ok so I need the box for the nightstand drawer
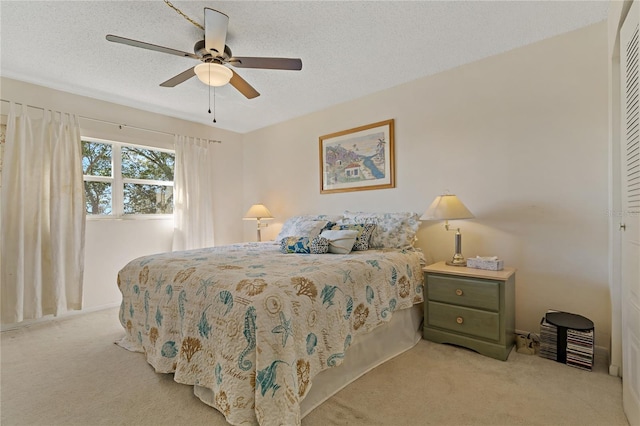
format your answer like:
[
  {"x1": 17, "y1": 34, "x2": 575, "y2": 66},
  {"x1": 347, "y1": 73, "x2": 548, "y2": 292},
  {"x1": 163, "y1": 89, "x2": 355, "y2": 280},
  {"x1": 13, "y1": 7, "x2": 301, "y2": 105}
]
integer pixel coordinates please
[
  {"x1": 428, "y1": 275, "x2": 500, "y2": 311},
  {"x1": 427, "y1": 301, "x2": 500, "y2": 341}
]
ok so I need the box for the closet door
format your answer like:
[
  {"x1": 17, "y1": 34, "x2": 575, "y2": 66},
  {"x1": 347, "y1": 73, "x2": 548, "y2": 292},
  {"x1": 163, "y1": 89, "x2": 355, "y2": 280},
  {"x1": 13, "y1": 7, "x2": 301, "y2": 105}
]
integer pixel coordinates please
[{"x1": 620, "y1": 1, "x2": 640, "y2": 424}]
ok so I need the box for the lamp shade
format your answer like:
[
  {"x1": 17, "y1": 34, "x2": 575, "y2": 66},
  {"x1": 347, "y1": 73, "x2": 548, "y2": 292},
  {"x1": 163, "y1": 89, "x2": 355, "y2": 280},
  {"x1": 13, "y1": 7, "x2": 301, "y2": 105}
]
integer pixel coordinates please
[
  {"x1": 420, "y1": 194, "x2": 474, "y2": 221},
  {"x1": 194, "y1": 63, "x2": 233, "y2": 86},
  {"x1": 243, "y1": 204, "x2": 274, "y2": 220}
]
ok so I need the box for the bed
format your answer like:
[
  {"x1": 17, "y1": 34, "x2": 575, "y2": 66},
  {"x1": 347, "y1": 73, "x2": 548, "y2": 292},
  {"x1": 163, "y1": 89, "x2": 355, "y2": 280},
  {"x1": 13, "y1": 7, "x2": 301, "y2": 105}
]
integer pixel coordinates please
[{"x1": 116, "y1": 212, "x2": 424, "y2": 425}]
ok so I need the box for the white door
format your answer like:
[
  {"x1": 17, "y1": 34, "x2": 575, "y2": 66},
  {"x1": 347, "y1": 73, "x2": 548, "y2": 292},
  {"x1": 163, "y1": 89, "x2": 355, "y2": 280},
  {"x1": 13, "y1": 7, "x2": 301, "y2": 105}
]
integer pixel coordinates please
[{"x1": 620, "y1": 2, "x2": 640, "y2": 424}]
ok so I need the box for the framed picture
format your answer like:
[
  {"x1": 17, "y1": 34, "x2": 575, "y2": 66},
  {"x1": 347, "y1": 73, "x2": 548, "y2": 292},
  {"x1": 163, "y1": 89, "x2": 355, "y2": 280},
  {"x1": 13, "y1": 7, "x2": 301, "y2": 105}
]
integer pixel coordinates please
[{"x1": 319, "y1": 119, "x2": 395, "y2": 194}]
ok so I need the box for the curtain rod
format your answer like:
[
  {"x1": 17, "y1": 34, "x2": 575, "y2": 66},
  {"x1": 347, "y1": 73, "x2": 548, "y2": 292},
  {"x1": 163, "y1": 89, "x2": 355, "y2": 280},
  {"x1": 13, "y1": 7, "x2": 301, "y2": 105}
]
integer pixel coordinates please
[{"x1": 0, "y1": 99, "x2": 222, "y2": 144}]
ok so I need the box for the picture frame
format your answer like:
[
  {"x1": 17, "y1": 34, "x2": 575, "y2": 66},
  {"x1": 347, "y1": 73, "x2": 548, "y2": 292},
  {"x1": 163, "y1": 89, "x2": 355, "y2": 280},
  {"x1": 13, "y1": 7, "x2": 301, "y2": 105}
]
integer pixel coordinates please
[{"x1": 319, "y1": 119, "x2": 395, "y2": 194}]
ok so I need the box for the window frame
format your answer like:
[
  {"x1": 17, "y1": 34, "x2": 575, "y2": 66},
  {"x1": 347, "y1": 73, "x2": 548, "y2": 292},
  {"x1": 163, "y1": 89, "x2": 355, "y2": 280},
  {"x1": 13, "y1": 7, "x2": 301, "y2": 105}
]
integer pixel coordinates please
[{"x1": 82, "y1": 136, "x2": 175, "y2": 220}]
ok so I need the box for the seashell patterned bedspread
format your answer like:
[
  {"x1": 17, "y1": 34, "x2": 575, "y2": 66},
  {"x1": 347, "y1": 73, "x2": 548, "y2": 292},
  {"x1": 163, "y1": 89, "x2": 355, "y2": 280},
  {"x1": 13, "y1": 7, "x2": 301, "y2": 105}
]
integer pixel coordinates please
[{"x1": 116, "y1": 242, "x2": 424, "y2": 425}]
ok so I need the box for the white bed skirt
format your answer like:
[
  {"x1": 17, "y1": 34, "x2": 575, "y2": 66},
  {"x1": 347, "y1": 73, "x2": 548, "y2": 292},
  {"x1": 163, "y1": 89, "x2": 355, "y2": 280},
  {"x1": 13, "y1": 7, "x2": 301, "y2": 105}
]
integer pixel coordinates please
[{"x1": 194, "y1": 303, "x2": 423, "y2": 420}]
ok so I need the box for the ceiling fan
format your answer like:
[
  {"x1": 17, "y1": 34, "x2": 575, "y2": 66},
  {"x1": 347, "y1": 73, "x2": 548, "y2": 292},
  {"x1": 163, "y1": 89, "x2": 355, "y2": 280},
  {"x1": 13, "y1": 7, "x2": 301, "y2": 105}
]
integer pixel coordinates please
[{"x1": 106, "y1": 7, "x2": 302, "y2": 99}]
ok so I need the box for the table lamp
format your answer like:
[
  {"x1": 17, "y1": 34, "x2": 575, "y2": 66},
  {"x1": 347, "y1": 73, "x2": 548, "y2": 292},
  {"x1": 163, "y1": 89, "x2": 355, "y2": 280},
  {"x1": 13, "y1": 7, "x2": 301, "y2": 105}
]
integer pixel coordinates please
[
  {"x1": 243, "y1": 204, "x2": 274, "y2": 242},
  {"x1": 421, "y1": 194, "x2": 474, "y2": 266}
]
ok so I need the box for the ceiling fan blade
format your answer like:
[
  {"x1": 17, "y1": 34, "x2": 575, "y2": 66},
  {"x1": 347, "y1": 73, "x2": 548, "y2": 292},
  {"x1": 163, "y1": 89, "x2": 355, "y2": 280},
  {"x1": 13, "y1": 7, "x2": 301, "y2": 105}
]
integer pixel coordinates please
[
  {"x1": 204, "y1": 8, "x2": 229, "y2": 57},
  {"x1": 160, "y1": 67, "x2": 196, "y2": 87},
  {"x1": 229, "y1": 70, "x2": 260, "y2": 99},
  {"x1": 228, "y1": 57, "x2": 302, "y2": 71},
  {"x1": 106, "y1": 35, "x2": 198, "y2": 59}
]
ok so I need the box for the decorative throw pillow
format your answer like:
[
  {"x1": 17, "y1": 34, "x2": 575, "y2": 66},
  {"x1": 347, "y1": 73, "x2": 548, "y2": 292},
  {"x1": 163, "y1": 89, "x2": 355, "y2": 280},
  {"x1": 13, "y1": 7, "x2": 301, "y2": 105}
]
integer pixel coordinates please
[
  {"x1": 280, "y1": 236, "x2": 329, "y2": 254},
  {"x1": 275, "y1": 219, "x2": 329, "y2": 241},
  {"x1": 321, "y1": 221, "x2": 337, "y2": 232},
  {"x1": 309, "y1": 236, "x2": 330, "y2": 254},
  {"x1": 341, "y1": 211, "x2": 420, "y2": 249},
  {"x1": 319, "y1": 229, "x2": 359, "y2": 254},
  {"x1": 330, "y1": 223, "x2": 376, "y2": 251}
]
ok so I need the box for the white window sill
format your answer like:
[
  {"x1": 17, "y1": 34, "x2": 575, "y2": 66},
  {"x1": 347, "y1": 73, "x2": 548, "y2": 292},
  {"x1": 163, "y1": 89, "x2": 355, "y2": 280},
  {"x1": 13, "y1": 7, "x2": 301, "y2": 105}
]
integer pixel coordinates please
[{"x1": 86, "y1": 215, "x2": 173, "y2": 221}]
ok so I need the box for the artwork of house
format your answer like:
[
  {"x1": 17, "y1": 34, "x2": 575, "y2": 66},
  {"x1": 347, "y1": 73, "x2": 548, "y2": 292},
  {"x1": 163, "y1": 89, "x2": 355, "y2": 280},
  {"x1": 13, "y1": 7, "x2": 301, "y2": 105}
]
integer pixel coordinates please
[
  {"x1": 344, "y1": 163, "x2": 361, "y2": 179},
  {"x1": 324, "y1": 136, "x2": 384, "y2": 184}
]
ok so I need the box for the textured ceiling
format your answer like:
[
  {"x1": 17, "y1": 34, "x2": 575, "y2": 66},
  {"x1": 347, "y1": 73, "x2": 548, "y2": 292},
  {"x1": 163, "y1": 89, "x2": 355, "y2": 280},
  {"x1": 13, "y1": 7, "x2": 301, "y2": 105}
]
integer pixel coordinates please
[{"x1": 0, "y1": 1, "x2": 608, "y2": 134}]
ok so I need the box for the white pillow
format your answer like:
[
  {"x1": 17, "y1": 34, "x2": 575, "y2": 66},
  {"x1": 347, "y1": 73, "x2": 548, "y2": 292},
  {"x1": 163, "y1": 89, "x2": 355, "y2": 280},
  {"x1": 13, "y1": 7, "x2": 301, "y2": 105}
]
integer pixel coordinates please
[
  {"x1": 276, "y1": 219, "x2": 329, "y2": 241},
  {"x1": 320, "y1": 229, "x2": 359, "y2": 254}
]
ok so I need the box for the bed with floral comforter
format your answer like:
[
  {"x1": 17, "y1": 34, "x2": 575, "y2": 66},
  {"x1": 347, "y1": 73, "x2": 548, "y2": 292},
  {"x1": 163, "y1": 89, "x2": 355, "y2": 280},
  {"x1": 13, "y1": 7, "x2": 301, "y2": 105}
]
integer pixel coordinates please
[{"x1": 117, "y1": 241, "x2": 424, "y2": 425}]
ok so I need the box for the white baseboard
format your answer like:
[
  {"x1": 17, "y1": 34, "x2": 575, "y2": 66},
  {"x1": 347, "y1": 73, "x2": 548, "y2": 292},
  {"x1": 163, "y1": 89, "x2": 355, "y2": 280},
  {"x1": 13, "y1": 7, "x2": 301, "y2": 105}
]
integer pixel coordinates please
[
  {"x1": 609, "y1": 364, "x2": 621, "y2": 377},
  {"x1": 0, "y1": 302, "x2": 121, "y2": 332}
]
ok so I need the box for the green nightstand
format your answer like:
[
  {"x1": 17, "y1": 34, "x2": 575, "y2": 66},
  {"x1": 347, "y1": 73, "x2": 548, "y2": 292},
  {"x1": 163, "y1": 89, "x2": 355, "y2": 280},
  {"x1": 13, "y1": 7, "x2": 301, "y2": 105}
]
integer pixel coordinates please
[{"x1": 422, "y1": 261, "x2": 516, "y2": 361}]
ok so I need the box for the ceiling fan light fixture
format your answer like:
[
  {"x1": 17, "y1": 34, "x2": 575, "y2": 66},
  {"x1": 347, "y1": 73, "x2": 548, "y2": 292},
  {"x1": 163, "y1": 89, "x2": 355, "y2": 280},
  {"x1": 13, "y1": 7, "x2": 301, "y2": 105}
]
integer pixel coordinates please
[{"x1": 194, "y1": 63, "x2": 233, "y2": 86}]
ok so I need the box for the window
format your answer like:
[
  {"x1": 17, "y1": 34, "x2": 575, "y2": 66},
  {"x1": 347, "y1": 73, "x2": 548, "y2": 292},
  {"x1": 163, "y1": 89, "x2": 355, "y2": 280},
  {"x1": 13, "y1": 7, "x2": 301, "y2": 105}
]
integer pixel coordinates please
[{"x1": 82, "y1": 138, "x2": 175, "y2": 217}]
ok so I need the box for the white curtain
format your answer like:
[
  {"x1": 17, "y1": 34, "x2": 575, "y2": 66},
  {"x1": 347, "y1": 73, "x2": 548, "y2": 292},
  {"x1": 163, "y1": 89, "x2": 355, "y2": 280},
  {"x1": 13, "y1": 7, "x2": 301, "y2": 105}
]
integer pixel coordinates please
[
  {"x1": 1, "y1": 103, "x2": 86, "y2": 324},
  {"x1": 172, "y1": 135, "x2": 216, "y2": 251}
]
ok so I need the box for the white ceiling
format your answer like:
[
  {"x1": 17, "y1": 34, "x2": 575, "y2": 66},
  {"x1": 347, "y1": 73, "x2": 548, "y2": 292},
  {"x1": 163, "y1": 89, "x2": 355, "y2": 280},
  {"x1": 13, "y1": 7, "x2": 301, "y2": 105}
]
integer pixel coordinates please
[{"x1": 0, "y1": 1, "x2": 609, "y2": 134}]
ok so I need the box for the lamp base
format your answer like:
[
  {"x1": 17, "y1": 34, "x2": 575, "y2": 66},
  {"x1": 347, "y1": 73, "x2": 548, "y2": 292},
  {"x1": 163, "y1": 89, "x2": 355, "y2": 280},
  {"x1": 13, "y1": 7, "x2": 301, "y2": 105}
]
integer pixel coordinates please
[{"x1": 446, "y1": 253, "x2": 467, "y2": 267}]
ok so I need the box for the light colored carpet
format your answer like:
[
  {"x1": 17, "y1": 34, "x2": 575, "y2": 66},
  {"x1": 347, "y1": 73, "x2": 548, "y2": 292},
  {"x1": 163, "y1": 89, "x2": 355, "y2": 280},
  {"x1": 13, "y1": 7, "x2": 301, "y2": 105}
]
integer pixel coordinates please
[{"x1": 1, "y1": 307, "x2": 629, "y2": 426}]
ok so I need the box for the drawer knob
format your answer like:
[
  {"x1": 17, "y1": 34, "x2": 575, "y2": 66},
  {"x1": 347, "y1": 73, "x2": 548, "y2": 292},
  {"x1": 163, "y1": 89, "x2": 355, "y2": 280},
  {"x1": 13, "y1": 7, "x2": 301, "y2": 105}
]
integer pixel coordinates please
[
  {"x1": 455, "y1": 289, "x2": 463, "y2": 296},
  {"x1": 456, "y1": 316, "x2": 464, "y2": 324}
]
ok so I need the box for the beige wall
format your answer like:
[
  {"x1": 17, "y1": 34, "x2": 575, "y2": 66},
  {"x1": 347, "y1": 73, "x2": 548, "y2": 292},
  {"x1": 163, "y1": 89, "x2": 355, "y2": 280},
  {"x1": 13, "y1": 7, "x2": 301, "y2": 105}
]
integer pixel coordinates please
[
  {"x1": 243, "y1": 22, "x2": 611, "y2": 344},
  {"x1": 0, "y1": 78, "x2": 245, "y2": 312}
]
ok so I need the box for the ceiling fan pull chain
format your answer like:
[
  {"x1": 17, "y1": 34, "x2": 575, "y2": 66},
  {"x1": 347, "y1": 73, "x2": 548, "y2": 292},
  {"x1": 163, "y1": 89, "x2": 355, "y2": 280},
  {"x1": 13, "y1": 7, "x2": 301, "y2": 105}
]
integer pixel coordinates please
[
  {"x1": 163, "y1": 0, "x2": 204, "y2": 30},
  {"x1": 208, "y1": 76, "x2": 211, "y2": 114},
  {"x1": 206, "y1": 67, "x2": 217, "y2": 122}
]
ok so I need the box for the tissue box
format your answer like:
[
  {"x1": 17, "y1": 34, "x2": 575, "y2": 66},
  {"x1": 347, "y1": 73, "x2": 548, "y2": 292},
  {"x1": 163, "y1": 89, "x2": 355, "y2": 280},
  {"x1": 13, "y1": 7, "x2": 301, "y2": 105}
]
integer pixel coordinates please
[{"x1": 467, "y1": 257, "x2": 504, "y2": 271}]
